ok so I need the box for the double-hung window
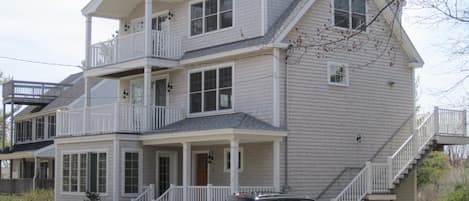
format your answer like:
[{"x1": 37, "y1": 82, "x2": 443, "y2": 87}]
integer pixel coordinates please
[
  {"x1": 124, "y1": 152, "x2": 140, "y2": 194},
  {"x1": 190, "y1": 66, "x2": 233, "y2": 114},
  {"x1": 190, "y1": 0, "x2": 233, "y2": 36},
  {"x1": 62, "y1": 152, "x2": 107, "y2": 194},
  {"x1": 328, "y1": 62, "x2": 350, "y2": 86},
  {"x1": 36, "y1": 117, "x2": 45, "y2": 140},
  {"x1": 334, "y1": 0, "x2": 366, "y2": 30}
]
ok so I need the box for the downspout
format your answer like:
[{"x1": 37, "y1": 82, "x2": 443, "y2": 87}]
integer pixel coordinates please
[{"x1": 283, "y1": 44, "x2": 293, "y2": 192}]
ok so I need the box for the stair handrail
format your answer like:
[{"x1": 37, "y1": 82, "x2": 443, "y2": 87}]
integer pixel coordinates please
[
  {"x1": 369, "y1": 113, "x2": 415, "y2": 162},
  {"x1": 332, "y1": 163, "x2": 371, "y2": 201},
  {"x1": 132, "y1": 184, "x2": 155, "y2": 201},
  {"x1": 154, "y1": 185, "x2": 179, "y2": 201},
  {"x1": 315, "y1": 167, "x2": 362, "y2": 201}
]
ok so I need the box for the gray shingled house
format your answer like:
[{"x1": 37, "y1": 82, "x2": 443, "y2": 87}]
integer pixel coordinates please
[
  {"x1": 0, "y1": 73, "x2": 117, "y2": 194},
  {"x1": 53, "y1": 0, "x2": 469, "y2": 201}
]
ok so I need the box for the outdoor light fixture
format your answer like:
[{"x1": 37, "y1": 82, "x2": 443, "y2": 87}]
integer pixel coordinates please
[
  {"x1": 356, "y1": 135, "x2": 362, "y2": 144},
  {"x1": 124, "y1": 24, "x2": 131, "y2": 32},
  {"x1": 167, "y1": 82, "x2": 173, "y2": 92},
  {"x1": 168, "y1": 11, "x2": 175, "y2": 20},
  {"x1": 208, "y1": 151, "x2": 215, "y2": 164},
  {"x1": 122, "y1": 89, "x2": 129, "y2": 99}
]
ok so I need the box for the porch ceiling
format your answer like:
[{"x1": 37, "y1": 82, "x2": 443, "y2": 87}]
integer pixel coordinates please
[{"x1": 83, "y1": 0, "x2": 184, "y2": 19}]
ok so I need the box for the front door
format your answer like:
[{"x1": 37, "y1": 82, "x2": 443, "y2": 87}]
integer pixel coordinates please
[
  {"x1": 156, "y1": 151, "x2": 177, "y2": 196},
  {"x1": 158, "y1": 156, "x2": 170, "y2": 195},
  {"x1": 151, "y1": 79, "x2": 167, "y2": 129},
  {"x1": 195, "y1": 153, "x2": 209, "y2": 186},
  {"x1": 130, "y1": 81, "x2": 144, "y2": 131}
]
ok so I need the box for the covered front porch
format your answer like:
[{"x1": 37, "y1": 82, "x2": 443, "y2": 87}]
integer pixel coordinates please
[
  {"x1": 0, "y1": 144, "x2": 55, "y2": 194},
  {"x1": 137, "y1": 129, "x2": 286, "y2": 201}
]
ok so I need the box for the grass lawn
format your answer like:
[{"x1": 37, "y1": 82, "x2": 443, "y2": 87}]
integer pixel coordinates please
[{"x1": 0, "y1": 190, "x2": 54, "y2": 201}]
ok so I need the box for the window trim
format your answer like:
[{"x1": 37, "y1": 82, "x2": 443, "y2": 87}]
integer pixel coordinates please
[
  {"x1": 327, "y1": 62, "x2": 350, "y2": 87},
  {"x1": 331, "y1": 0, "x2": 368, "y2": 31},
  {"x1": 223, "y1": 147, "x2": 244, "y2": 173},
  {"x1": 60, "y1": 150, "x2": 109, "y2": 196},
  {"x1": 121, "y1": 148, "x2": 143, "y2": 197},
  {"x1": 188, "y1": 0, "x2": 235, "y2": 38},
  {"x1": 187, "y1": 62, "x2": 235, "y2": 117}
]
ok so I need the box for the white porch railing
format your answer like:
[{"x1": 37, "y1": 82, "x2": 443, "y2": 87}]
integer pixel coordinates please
[
  {"x1": 132, "y1": 185, "x2": 155, "y2": 201},
  {"x1": 154, "y1": 185, "x2": 275, "y2": 201},
  {"x1": 57, "y1": 103, "x2": 184, "y2": 136},
  {"x1": 332, "y1": 107, "x2": 466, "y2": 201},
  {"x1": 89, "y1": 30, "x2": 183, "y2": 67}
]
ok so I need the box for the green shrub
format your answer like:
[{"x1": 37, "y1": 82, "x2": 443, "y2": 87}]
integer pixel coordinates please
[
  {"x1": 442, "y1": 184, "x2": 469, "y2": 201},
  {"x1": 418, "y1": 152, "x2": 450, "y2": 186}
]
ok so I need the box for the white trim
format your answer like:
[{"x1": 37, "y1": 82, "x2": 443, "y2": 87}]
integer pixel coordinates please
[
  {"x1": 223, "y1": 147, "x2": 244, "y2": 173},
  {"x1": 272, "y1": 48, "x2": 280, "y2": 127},
  {"x1": 261, "y1": 0, "x2": 267, "y2": 35},
  {"x1": 113, "y1": 139, "x2": 120, "y2": 201},
  {"x1": 187, "y1": 62, "x2": 235, "y2": 117},
  {"x1": 155, "y1": 151, "x2": 178, "y2": 195},
  {"x1": 121, "y1": 148, "x2": 143, "y2": 197},
  {"x1": 130, "y1": 74, "x2": 170, "y2": 106},
  {"x1": 55, "y1": 134, "x2": 139, "y2": 145},
  {"x1": 188, "y1": 0, "x2": 235, "y2": 38},
  {"x1": 327, "y1": 62, "x2": 350, "y2": 87},
  {"x1": 81, "y1": 0, "x2": 102, "y2": 16},
  {"x1": 274, "y1": 0, "x2": 318, "y2": 43},
  {"x1": 180, "y1": 43, "x2": 288, "y2": 65},
  {"x1": 191, "y1": 150, "x2": 210, "y2": 186}
]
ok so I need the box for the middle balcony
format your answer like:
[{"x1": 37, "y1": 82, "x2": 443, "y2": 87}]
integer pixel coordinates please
[
  {"x1": 89, "y1": 30, "x2": 182, "y2": 68},
  {"x1": 57, "y1": 103, "x2": 185, "y2": 137}
]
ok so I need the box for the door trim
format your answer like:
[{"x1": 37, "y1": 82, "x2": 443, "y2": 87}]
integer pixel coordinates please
[
  {"x1": 155, "y1": 151, "x2": 178, "y2": 195},
  {"x1": 191, "y1": 150, "x2": 210, "y2": 186}
]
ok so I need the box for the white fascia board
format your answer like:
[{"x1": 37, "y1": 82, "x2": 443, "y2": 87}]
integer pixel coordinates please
[
  {"x1": 82, "y1": 0, "x2": 103, "y2": 16},
  {"x1": 180, "y1": 43, "x2": 289, "y2": 66},
  {"x1": 375, "y1": 0, "x2": 424, "y2": 68},
  {"x1": 274, "y1": 0, "x2": 424, "y2": 68}
]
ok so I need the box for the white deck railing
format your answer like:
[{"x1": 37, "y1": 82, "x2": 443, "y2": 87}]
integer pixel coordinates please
[
  {"x1": 89, "y1": 30, "x2": 183, "y2": 67},
  {"x1": 57, "y1": 103, "x2": 184, "y2": 136},
  {"x1": 153, "y1": 185, "x2": 274, "y2": 201},
  {"x1": 332, "y1": 107, "x2": 466, "y2": 201},
  {"x1": 132, "y1": 185, "x2": 155, "y2": 201}
]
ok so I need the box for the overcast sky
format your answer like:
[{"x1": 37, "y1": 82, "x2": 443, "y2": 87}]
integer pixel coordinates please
[{"x1": 0, "y1": 1, "x2": 466, "y2": 113}]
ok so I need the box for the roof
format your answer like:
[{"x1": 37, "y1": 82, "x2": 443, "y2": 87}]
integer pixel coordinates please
[
  {"x1": 16, "y1": 73, "x2": 102, "y2": 119},
  {"x1": 184, "y1": 0, "x2": 423, "y2": 68},
  {"x1": 148, "y1": 113, "x2": 284, "y2": 135},
  {"x1": 1, "y1": 140, "x2": 54, "y2": 154}
]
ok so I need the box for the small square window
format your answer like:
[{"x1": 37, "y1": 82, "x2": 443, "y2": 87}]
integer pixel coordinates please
[{"x1": 328, "y1": 62, "x2": 349, "y2": 86}]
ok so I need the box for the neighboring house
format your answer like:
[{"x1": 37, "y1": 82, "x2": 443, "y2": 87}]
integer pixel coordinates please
[
  {"x1": 53, "y1": 1, "x2": 469, "y2": 201},
  {"x1": 0, "y1": 73, "x2": 117, "y2": 194}
]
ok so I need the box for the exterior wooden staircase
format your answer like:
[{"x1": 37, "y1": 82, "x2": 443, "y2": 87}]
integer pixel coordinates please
[{"x1": 331, "y1": 107, "x2": 468, "y2": 201}]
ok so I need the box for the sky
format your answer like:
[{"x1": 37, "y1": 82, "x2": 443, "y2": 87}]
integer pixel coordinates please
[{"x1": 0, "y1": 0, "x2": 467, "y2": 113}]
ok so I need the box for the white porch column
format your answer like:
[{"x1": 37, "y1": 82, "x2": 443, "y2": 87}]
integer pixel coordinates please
[
  {"x1": 144, "y1": 0, "x2": 153, "y2": 57},
  {"x1": 144, "y1": 66, "x2": 152, "y2": 131},
  {"x1": 230, "y1": 139, "x2": 240, "y2": 194},
  {"x1": 273, "y1": 140, "x2": 281, "y2": 192},
  {"x1": 182, "y1": 142, "x2": 191, "y2": 201},
  {"x1": 85, "y1": 15, "x2": 92, "y2": 68},
  {"x1": 82, "y1": 77, "x2": 91, "y2": 135},
  {"x1": 32, "y1": 157, "x2": 39, "y2": 190}
]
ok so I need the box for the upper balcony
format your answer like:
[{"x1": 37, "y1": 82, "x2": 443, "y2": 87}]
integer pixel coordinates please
[
  {"x1": 2, "y1": 80, "x2": 71, "y2": 105},
  {"x1": 89, "y1": 30, "x2": 182, "y2": 68}
]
